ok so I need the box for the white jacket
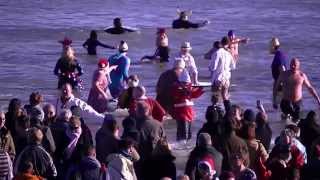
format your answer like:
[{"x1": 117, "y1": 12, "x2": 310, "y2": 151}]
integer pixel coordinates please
[
  {"x1": 106, "y1": 153, "x2": 137, "y2": 180},
  {"x1": 55, "y1": 95, "x2": 104, "y2": 123},
  {"x1": 209, "y1": 48, "x2": 235, "y2": 83}
]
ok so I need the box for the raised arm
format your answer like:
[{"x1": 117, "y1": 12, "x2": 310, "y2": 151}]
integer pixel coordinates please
[{"x1": 303, "y1": 73, "x2": 320, "y2": 106}]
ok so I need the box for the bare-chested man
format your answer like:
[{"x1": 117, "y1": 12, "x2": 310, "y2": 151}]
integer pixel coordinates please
[
  {"x1": 273, "y1": 58, "x2": 320, "y2": 121},
  {"x1": 227, "y1": 30, "x2": 249, "y2": 64}
]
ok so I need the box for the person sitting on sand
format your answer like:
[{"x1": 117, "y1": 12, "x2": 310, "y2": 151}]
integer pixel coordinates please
[
  {"x1": 140, "y1": 28, "x2": 170, "y2": 63},
  {"x1": 83, "y1": 30, "x2": 116, "y2": 55},
  {"x1": 172, "y1": 11, "x2": 209, "y2": 29},
  {"x1": 227, "y1": 30, "x2": 249, "y2": 64},
  {"x1": 104, "y1": 18, "x2": 136, "y2": 34}
]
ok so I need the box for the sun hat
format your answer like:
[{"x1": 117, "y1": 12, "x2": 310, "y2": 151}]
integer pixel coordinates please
[
  {"x1": 181, "y1": 41, "x2": 192, "y2": 50},
  {"x1": 59, "y1": 37, "x2": 73, "y2": 46},
  {"x1": 98, "y1": 58, "x2": 109, "y2": 69}
]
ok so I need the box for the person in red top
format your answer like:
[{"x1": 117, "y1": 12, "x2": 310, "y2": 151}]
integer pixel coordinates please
[
  {"x1": 129, "y1": 86, "x2": 166, "y2": 122},
  {"x1": 171, "y1": 70, "x2": 204, "y2": 145}
]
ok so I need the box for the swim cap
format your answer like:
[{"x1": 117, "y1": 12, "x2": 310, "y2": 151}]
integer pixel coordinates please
[{"x1": 228, "y1": 30, "x2": 235, "y2": 37}]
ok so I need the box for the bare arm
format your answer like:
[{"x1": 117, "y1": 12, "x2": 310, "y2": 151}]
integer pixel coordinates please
[{"x1": 303, "y1": 73, "x2": 320, "y2": 106}]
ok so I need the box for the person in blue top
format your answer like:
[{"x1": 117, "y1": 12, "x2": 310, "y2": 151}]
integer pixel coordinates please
[
  {"x1": 270, "y1": 37, "x2": 287, "y2": 95},
  {"x1": 83, "y1": 30, "x2": 116, "y2": 55},
  {"x1": 172, "y1": 11, "x2": 209, "y2": 29},
  {"x1": 108, "y1": 40, "x2": 131, "y2": 98}
]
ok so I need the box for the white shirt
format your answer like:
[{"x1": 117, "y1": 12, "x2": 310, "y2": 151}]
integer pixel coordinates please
[
  {"x1": 209, "y1": 48, "x2": 235, "y2": 83},
  {"x1": 55, "y1": 94, "x2": 105, "y2": 123}
]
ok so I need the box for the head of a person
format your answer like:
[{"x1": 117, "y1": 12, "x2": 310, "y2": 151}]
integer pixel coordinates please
[
  {"x1": 180, "y1": 41, "x2": 192, "y2": 54},
  {"x1": 152, "y1": 138, "x2": 172, "y2": 157},
  {"x1": 213, "y1": 41, "x2": 222, "y2": 49},
  {"x1": 30, "y1": 108, "x2": 44, "y2": 127},
  {"x1": 58, "y1": 109, "x2": 72, "y2": 122},
  {"x1": 132, "y1": 86, "x2": 147, "y2": 100},
  {"x1": 305, "y1": 110, "x2": 317, "y2": 125},
  {"x1": 135, "y1": 101, "x2": 150, "y2": 119},
  {"x1": 221, "y1": 36, "x2": 230, "y2": 47},
  {"x1": 61, "y1": 83, "x2": 73, "y2": 99},
  {"x1": 228, "y1": 104, "x2": 242, "y2": 122},
  {"x1": 29, "y1": 127, "x2": 43, "y2": 144},
  {"x1": 113, "y1": 17, "x2": 122, "y2": 28},
  {"x1": 59, "y1": 37, "x2": 72, "y2": 47},
  {"x1": 8, "y1": 98, "x2": 23, "y2": 115},
  {"x1": 119, "y1": 137, "x2": 136, "y2": 154},
  {"x1": 173, "y1": 58, "x2": 186, "y2": 74},
  {"x1": 179, "y1": 11, "x2": 189, "y2": 21},
  {"x1": 255, "y1": 112, "x2": 268, "y2": 126},
  {"x1": 243, "y1": 109, "x2": 255, "y2": 123},
  {"x1": 285, "y1": 124, "x2": 300, "y2": 138},
  {"x1": 69, "y1": 115, "x2": 82, "y2": 133},
  {"x1": 104, "y1": 114, "x2": 119, "y2": 135},
  {"x1": 231, "y1": 152, "x2": 245, "y2": 169},
  {"x1": 118, "y1": 40, "x2": 128, "y2": 53},
  {"x1": 290, "y1": 58, "x2": 300, "y2": 72},
  {"x1": 177, "y1": 175, "x2": 190, "y2": 180},
  {"x1": 98, "y1": 58, "x2": 109, "y2": 73},
  {"x1": 62, "y1": 46, "x2": 75, "y2": 61},
  {"x1": 157, "y1": 28, "x2": 166, "y2": 35},
  {"x1": 197, "y1": 155, "x2": 216, "y2": 179},
  {"x1": 29, "y1": 92, "x2": 43, "y2": 106},
  {"x1": 127, "y1": 74, "x2": 139, "y2": 88},
  {"x1": 197, "y1": 133, "x2": 212, "y2": 147},
  {"x1": 20, "y1": 161, "x2": 34, "y2": 174},
  {"x1": 269, "y1": 37, "x2": 280, "y2": 54},
  {"x1": 243, "y1": 122, "x2": 256, "y2": 140},
  {"x1": 228, "y1": 30, "x2": 235, "y2": 40},
  {"x1": 211, "y1": 94, "x2": 219, "y2": 105},
  {"x1": 85, "y1": 145, "x2": 96, "y2": 157},
  {"x1": 279, "y1": 129, "x2": 293, "y2": 145},
  {"x1": 90, "y1": 30, "x2": 97, "y2": 40},
  {"x1": 0, "y1": 112, "x2": 5, "y2": 129},
  {"x1": 43, "y1": 103, "x2": 56, "y2": 121},
  {"x1": 178, "y1": 69, "x2": 191, "y2": 84},
  {"x1": 219, "y1": 171, "x2": 236, "y2": 180}
]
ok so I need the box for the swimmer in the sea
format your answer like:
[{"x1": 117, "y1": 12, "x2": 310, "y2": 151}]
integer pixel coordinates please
[
  {"x1": 172, "y1": 10, "x2": 209, "y2": 29},
  {"x1": 104, "y1": 18, "x2": 136, "y2": 34},
  {"x1": 83, "y1": 30, "x2": 116, "y2": 55}
]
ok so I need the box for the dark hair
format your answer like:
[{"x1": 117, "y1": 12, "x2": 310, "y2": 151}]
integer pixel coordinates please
[
  {"x1": 113, "y1": 17, "x2": 122, "y2": 27},
  {"x1": 20, "y1": 161, "x2": 33, "y2": 172},
  {"x1": 90, "y1": 30, "x2": 97, "y2": 40},
  {"x1": 213, "y1": 41, "x2": 222, "y2": 49},
  {"x1": 84, "y1": 145, "x2": 96, "y2": 156},
  {"x1": 119, "y1": 137, "x2": 136, "y2": 150},
  {"x1": 29, "y1": 92, "x2": 43, "y2": 106},
  {"x1": 107, "y1": 118, "x2": 119, "y2": 133},
  {"x1": 221, "y1": 36, "x2": 230, "y2": 46},
  {"x1": 8, "y1": 98, "x2": 22, "y2": 114}
]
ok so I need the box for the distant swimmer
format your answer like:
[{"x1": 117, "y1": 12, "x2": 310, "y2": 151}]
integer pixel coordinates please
[
  {"x1": 140, "y1": 28, "x2": 170, "y2": 63},
  {"x1": 83, "y1": 30, "x2": 116, "y2": 55},
  {"x1": 104, "y1": 18, "x2": 136, "y2": 34},
  {"x1": 172, "y1": 10, "x2": 209, "y2": 29},
  {"x1": 227, "y1": 30, "x2": 249, "y2": 63},
  {"x1": 273, "y1": 58, "x2": 320, "y2": 122}
]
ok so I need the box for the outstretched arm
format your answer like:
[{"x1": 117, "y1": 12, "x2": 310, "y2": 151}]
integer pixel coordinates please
[
  {"x1": 303, "y1": 73, "x2": 320, "y2": 106},
  {"x1": 97, "y1": 40, "x2": 116, "y2": 49}
]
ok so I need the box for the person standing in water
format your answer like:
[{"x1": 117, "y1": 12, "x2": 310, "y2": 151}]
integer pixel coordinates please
[
  {"x1": 176, "y1": 42, "x2": 199, "y2": 85},
  {"x1": 54, "y1": 46, "x2": 83, "y2": 90},
  {"x1": 87, "y1": 59, "x2": 117, "y2": 113},
  {"x1": 227, "y1": 30, "x2": 249, "y2": 64},
  {"x1": 172, "y1": 11, "x2": 209, "y2": 29},
  {"x1": 140, "y1": 28, "x2": 170, "y2": 63},
  {"x1": 108, "y1": 41, "x2": 131, "y2": 98},
  {"x1": 273, "y1": 58, "x2": 320, "y2": 122},
  {"x1": 83, "y1": 30, "x2": 116, "y2": 55},
  {"x1": 104, "y1": 18, "x2": 136, "y2": 34},
  {"x1": 58, "y1": 37, "x2": 72, "y2": 50}
]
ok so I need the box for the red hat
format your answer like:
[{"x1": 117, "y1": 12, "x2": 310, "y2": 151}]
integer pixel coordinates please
[
  {"x1": 157, "y1": 28, "x2": 166, "y2": 34},
  {"x1": 98, "y1": 58, "x2": 109, "y2": 68},
  {"x1": 59, "y1": 37, "x2": 73, "y2": 46},
  {"x1": 198, "y1": 155, "x2": 216, "y2": 176}
]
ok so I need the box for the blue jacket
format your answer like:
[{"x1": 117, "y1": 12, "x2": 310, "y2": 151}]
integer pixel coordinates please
[{"x1": 108, "y1": 52, "x2": 130, "y2": 89}]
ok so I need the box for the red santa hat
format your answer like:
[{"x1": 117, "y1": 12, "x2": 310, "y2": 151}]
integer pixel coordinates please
[
  {"x1": 198, "y1": 155, "x2": 216, "y2": 177},
  {"x1": 98, "y1": 58, "x2": 109, "y2": 69},
  {"x1": 59, "y1": 37, "x2": 73, "y2": 46}
]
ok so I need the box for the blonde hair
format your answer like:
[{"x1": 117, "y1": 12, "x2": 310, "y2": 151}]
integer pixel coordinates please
[{"x1": 62, "y1": 46, "x2": 76, "y2": 61}]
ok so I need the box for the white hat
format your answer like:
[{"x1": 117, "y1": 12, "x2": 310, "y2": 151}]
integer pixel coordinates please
[
  {"x1": 118, "y1": 41, "x2": 129, "y2": 52},
  {"x1": 173, "y1": 58, "x2": 186, "y2": 69},
  {"x1": 178, "y1": 69, "x2": 191, "y2": 83},
  {"x1": 181, "y1": 41, "x2": 192, "y2": 50},
  {"x1": 271, "y1": 37, "x2": 280, "y2": 47}
]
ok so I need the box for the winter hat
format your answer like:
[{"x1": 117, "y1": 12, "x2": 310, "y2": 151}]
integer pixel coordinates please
[
  {"x1": 271, "y1": 37, "x2": 280, "y2": 47},
  {"x1": 243, "y1": 109, "x2": 256, "y2": 122},
  {"x1": 197, "y1": 133, "x2": 212, "y2": 147},
  {"x1": 178, "y1": 69, "x2": 191, "y2": 83},
  {"x1": 173, "y1": 58, "x2": 186, "y2": 69},
  {"x1": 198, "y1": 155, "x2": 216, "y2": 177},
  {"x1": 59, "y1": 37, "x2": 73, "y2": 46},
  {"x1": 118, "y1": 40, "x2": 129, "y2": 52},
  {"x1": 98, "y1": 58, "x2": 109, "y2": 69},
  {"x1": 181, "y1": 41, "x2": 192, "y2": 50}
]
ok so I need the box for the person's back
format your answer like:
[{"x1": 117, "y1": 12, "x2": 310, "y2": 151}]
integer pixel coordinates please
[{"x1": 209, "y1": 47, "x2": 234, "y2": 83}]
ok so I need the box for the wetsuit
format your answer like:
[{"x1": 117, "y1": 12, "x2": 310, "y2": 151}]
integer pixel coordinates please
[
  {"x1": 104, "y1": 27, "x2": 135, "y2": 34},
  {"x1": 172, "y1": 19, "x2": 206, "y2": 29},
  {"x1": 54, "y1": 58, "x2": 83, "y2": 89},
  {"x1": 83, "y1": 39, "x2": 114, "y2": 55}
]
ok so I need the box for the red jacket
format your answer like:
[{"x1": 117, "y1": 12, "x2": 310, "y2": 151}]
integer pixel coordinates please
[
  {"x1": 129, "y1": 97, "x2": 166, "y2": 122},
  {"x1": 171, "y1": 82, "x2": 204, "y2": 122}
]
